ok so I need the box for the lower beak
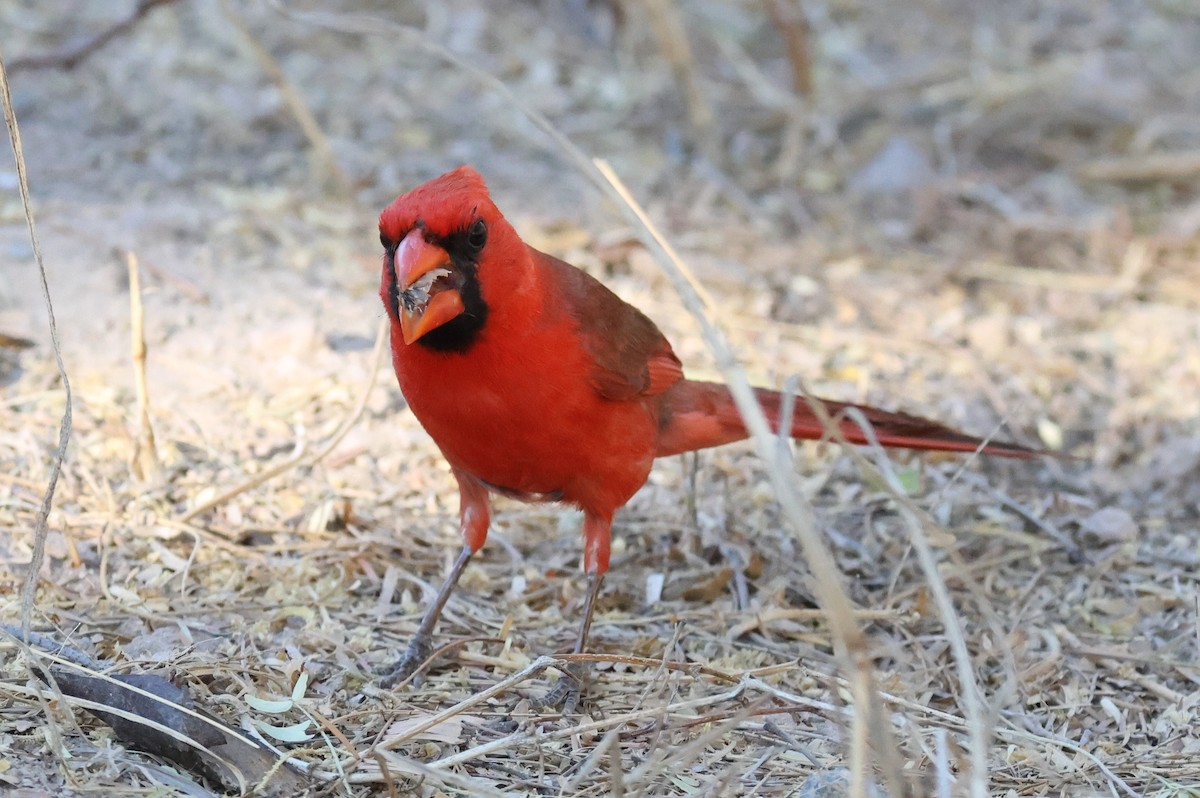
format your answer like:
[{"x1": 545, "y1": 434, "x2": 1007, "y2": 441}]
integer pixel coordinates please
[{"x1": 394, "y1": 231, "x2": 465, "y2": 345}]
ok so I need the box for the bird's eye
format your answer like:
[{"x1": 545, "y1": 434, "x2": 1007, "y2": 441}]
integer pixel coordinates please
[
  {"x1": 379, "y1": 231, "x2": 391, "y2": 250},
  {"x1": 467, "y1": 219, "x2": 487, "y2": 251}
]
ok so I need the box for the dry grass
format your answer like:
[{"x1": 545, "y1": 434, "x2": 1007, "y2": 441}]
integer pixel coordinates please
[{"x1": 2, "y1": 1, "x2": 1200, "y2": 795}]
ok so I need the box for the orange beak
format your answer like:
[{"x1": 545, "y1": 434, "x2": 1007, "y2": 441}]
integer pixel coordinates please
[{"x1": 394, "y1": 230, "x2": 466, "y2": 345}]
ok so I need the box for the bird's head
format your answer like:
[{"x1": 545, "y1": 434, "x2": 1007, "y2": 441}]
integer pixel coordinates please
[{"x1": 378, "y1": 165, "x2": 518, "y2": 352}]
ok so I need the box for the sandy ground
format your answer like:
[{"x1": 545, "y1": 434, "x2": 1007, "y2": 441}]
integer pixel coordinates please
[{"x1": 2, "y1": 1, "x2": 1200, "y2": 795}]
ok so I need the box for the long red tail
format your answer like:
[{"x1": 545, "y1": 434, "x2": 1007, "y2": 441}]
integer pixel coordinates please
[{"x1": 654, "y1": 380, "x2": 1038, "y2": 459}]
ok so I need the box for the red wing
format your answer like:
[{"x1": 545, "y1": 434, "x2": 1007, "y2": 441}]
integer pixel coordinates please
[{"x1": 534, "y1": 248, "x2": 683, "y2": 401}]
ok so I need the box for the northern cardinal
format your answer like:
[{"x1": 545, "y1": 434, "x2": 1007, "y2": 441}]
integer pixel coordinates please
[{"x1": 377, "y1": 166, "x2": 1034, "y2": 706}]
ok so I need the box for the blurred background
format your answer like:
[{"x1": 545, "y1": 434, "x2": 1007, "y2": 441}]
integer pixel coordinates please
[
  {"x1": 3, "y1": 1, "x2": 1200, "y2": 795},
  {"x1": 3, "y1": 1, "x2": 1198, "y2": 446}
]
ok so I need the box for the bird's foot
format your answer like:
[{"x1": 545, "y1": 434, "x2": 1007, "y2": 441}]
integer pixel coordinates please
[
  {"x1": 378, "y1": 635, "x2": 432, "y2": 688},
  {"x1": 539, "y1": 660, "x2": 590, "y2": 714}
]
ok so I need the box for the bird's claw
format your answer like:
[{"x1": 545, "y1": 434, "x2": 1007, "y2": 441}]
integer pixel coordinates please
[
  {"x1": 378, "y1": 636, "x2": 432, "y2": 688},
  {"x1": 539, "y1": 661, "x2": 589, "y2": 714}
]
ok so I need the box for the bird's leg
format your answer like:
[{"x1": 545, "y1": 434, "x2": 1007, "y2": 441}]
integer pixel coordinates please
[
  {"x1": 379, "y1": 469, "x2": 491, "y2": 688},
  {"x1": 541, "y1": 511, "x2": 610, "y2": 713},
  {"x1": 379, "y1": 544, "x2": 473, "y2": 687},
  {"x1": 541, "y1": 571, "x2": 604, "y2": 712}
]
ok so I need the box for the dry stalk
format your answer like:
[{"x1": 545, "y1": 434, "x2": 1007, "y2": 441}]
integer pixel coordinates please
[
  {"x1": 624, "y1": 702, "x2": 763, "y2": 787},
  {"x1": 642, "y1": 0, "x2": 714, "y2": 149},
  {"x1": 141, "y1": 260, "x2": 210, "y2": 303},
  {"x1": 726, "y1": 606, "x2": 911, "y2": 639},
  {"x1": 801, "y1": 397, "x2": 994, "y2": 798},
  {"x1": 595, "y1": 162, "x2": 899, "y2": 798},
  {"x1": 127, "y1": 251, "x2": 160, "y2": 481},
  {"x1": 1078, "y1": 149, "x2": 1200, "y2": 183},
  {"x1": 764, "y1": 0, "x2": 813, "y2": 97},
  {"x1": 997, "y1": 716, "x2": 1138, "y2": 798},
  {"x1": 894, "y1": 504, "x2": 989, "y2": 798},
  {"x1": 221, "y1": 0, "x2": 352, "y2": 196},
  {"x1": 375, "y1": 655, "x2": 556, "y2": 751},
  {"x1": 0, "y1": 48, "x2": 74, "y2": 638},
  {"x1": 424, "y1": 684, "x2": 782, "y2": 770},
  {"x1": 933, "y1": 728, "x2": 952, "y2": 798},
  {"x1": 771, "y1": 668, "x2": 1140, "y2": 798},
  {"x1": 0, "y1": 655, "x2": 75, "y2": 786},
  {"x1": 428, "y1": 730, "x2": 528, "y2": 768},
  {"x1": 542, "y1": 680, "x2": 748, "y2": 743},
  {"x1": 0, "y1": 332, "x2": 34, "y2": 348},
  {"x1": 342, "y1": 750, "x2": 509, "y2": 796},
  {"x1": 762, "y1": 719, "x2": 822, "y2": 767},
  {"x1": 623, "y1": 619, "x2": 689, "y2": 725},
  {"x1": 563, "y1": 726, "x2": 625, "y2": 795},
  {"x1": 605, "y1": 726, "x2": 627, "y2": 798},
  {"x1": 963, "y1": 258, "x2": 1151, "y2": 295}
]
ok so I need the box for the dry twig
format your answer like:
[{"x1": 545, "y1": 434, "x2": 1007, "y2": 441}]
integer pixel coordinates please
[
  {"x1": 1, "y1": 47, "x2": 74, "y2": 637},
  {"x1": 1078, "y1": 150, "x2": 1200, "y2": 183},
  {"x1": 127, "y1": 251, "x2": 160, "y2": 481},
  {"x1": 764, "y1": 0, "x2": 813, "y2": 97},
  {"x1": 8, "y1": 0, "x2": 179, "y2": 73},
  {"x1": 222, "y1": 0, "x2": 352, "y2": 195},
  {"x1": 595, "y1": 163, "x2": 902, "y2": 798}
]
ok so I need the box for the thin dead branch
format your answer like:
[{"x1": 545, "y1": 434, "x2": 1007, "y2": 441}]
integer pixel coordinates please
[
  {"x1": 7, "y1": 0, "x2": 180, "y2": 73},
  {"x1": 764, "y1": 0, "x2": 813, "y2": 97},
  {"x1": 375, "y1": 656, "x2": 555, "y2": 751},
  {"x1": 127, "y1": 251, "x2": 160, "y2": 481},
  {"x1": 595, "y1": 162, "x2": 903, "y2": 798},
  {"x1": 643, "y1": 0, "x2": 715, "y2": 150},
  {"x1": 0, "y1": 332, "x2": 35, "y2": 349},
  {"x1": 222, "y1": 0, "x2": 352, "y2": 196},
  {"x1": 1078, "y1": 150, "x2": 1200, "y2": 183},
  {"x1": 0, "y1": 47, "x2": 74, "y2": 637}
]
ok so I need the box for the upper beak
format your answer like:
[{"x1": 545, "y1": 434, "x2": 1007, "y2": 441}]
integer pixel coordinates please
[
  {"x1": 393, "y1": 230, "x2": 465, "y2": 345},
  {"x1": 395, "y1": 229, "x2": 449, "y2": 291}
]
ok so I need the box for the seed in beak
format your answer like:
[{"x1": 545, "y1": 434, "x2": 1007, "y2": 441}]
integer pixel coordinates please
[{"x1": 400, "y1": 267, "x2": 453, "y2": 313}]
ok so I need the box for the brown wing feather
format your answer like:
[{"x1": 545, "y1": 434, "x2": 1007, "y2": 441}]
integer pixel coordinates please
[{"x1": 534, "y1": 249, "x2": 683, "y2": 401}]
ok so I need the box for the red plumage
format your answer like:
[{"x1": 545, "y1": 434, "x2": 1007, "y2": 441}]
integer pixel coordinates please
[{"x1": 375, "y1": 165, "x2": 1036, "y2": 696}]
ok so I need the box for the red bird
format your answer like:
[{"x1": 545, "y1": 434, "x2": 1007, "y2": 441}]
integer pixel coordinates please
[{"x1": 377, "y1": 166, "x2": 1033, "y2": 705}]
